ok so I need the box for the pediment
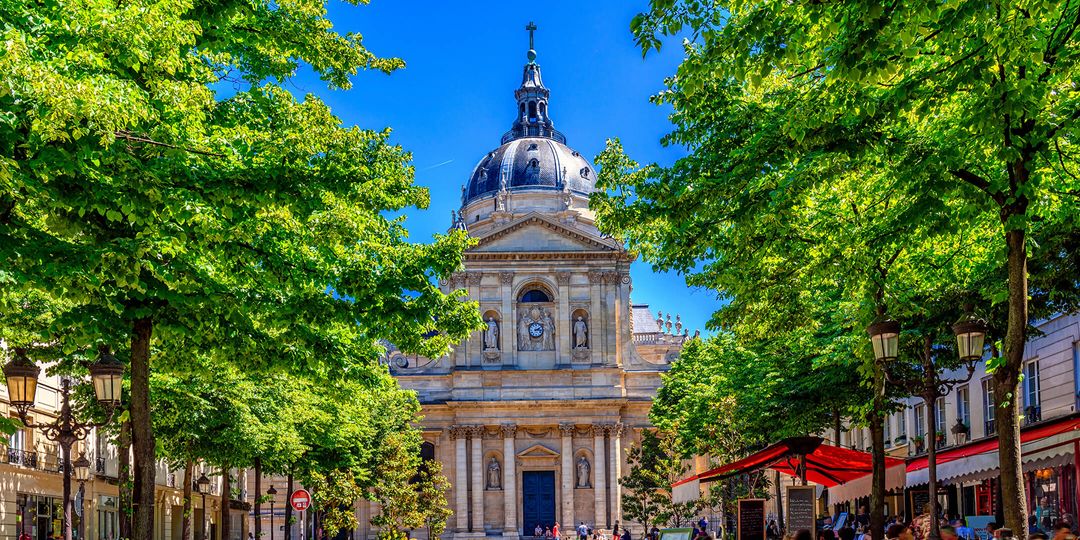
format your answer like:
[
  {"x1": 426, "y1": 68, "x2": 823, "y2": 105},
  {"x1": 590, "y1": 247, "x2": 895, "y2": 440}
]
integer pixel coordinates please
[
  {"x1": 517, "y1": 444, "x2": 560, "y2": 459},
  {"x1": 471, "y1": 213, "x2": 620, "y2": 253}
]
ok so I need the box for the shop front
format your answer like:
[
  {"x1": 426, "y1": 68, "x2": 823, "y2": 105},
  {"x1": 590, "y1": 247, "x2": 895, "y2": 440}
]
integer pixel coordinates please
[{"x1": 905, "y1": 414, "x2": 1080, "y2": 531}]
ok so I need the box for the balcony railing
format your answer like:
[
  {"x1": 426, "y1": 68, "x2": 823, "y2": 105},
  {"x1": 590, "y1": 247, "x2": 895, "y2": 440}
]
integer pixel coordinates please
[
  {"x1": 6, "y1": 448, "x2": 39, "y2": 468},
  {"x1": 95, "y1": 456, "x2": 106, "y2": 474},
  {"x1": 1025, "y1": 405, "x2": 1042, "y2": 425},
  {"x1": 985, "y1": 419, "x2": 997, "y2": 436}
]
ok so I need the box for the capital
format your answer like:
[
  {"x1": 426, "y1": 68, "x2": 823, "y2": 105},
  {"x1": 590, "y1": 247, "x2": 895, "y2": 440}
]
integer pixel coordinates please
[
  {"x1": 500, "y1": 272, "x2": 515, "y2": 285},
  {"x1": 468, "y1": 425, "x2": 487, "y2": 438},
  {"x1": 448, "y1": 425, "x2": 469, "y2": 440},
  {"x1": 610, "y1": 422, "x2": 625, "y2": 437},
  {"x1": 556, "y1": 272, "x2": 571, "y2": 285},
  {"x1": 467, "y1": 272, "x2": 484, "y2": 286},
  {"x1": 587, "y1": 271, "x2": 604, "y2": 284},
  {"x1": 591, "y1": 424, "x2": 606, "y2": 437},
  {"x1": 559, "y1": 423, "x2": 576, "y2": 436},
  {"x1": 502, "y1": 423, "x2": 518, "y2": 438}
]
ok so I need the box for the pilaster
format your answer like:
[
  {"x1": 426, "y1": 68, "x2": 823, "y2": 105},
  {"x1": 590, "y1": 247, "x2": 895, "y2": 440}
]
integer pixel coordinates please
[
  {"x1": 608, "y1": 423, "x2": 624, "y2": 527},
  {"x1": 501, "y1": 272, "x2": 515, "y2": 364},
  {"x1": 592, "y1": 424, "x2": 607, "y2": 529},
  {"x1": 450, "y1": 426, "x2": 469, "y2": 532},
  {"x1": 502, "y1": 424, "x2": 519, "y2": 538},
  {"x1": 469, "y1": 426, "x2": 486, "y2": 533},
  {"x1": 588, "y1": 271, "x2": 604, "y2": 365},
  {"x1": 559, "y1": 423, "x2": 575, "y2": 529},
  {"x1": 557, "y1": 272, "x2": 572, "y2": 365}
]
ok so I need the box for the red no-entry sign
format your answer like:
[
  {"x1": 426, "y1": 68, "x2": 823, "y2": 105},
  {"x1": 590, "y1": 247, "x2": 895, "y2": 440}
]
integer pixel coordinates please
[{"x1": 290, "y1": 489, "x2": 311, "y2": 511}]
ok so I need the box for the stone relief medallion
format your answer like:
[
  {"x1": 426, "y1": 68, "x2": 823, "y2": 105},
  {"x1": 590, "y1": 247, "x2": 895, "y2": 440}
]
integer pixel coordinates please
[{"x1": 517, "y1": 306, "x2": 555, "y2": 351}]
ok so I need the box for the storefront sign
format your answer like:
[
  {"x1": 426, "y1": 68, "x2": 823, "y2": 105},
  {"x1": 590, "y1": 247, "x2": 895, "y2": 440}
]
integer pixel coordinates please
[
  {"x1": 738, "y1": 499, "x2": 766, "y2": 540},
  {"x1": 786, "y1": 486, "x2": 817, "y2": 538}
]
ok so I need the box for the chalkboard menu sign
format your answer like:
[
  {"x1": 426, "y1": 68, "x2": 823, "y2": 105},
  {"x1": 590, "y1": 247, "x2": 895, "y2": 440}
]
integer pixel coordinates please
[
  {"x1": 910, "y1": 490, "x2": 931, "y2": 515},
  {"x1": 787, "y1": 486, "x2": 817, "y2": 539},
  {"x1": 738, "y1": 499, "x2": 767, "y2": 540}
]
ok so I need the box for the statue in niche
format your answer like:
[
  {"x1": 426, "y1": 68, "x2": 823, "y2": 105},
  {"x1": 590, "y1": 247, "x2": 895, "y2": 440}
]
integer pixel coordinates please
[
  {"x1": 576, "y1": 456, "x2": 591, "y2": 488},
  {"x1": 484, "y1": 317, "x2": 499, "y2": 350},
  {"x1": 487, "y1": 457, "x2": 502, "y2": 489},
  {"x1": 518, "y1": 311, "x2": 532, "y2": 349},
  {"x1": 573, "y1": 316, "x2": 588, "y2": 349}
]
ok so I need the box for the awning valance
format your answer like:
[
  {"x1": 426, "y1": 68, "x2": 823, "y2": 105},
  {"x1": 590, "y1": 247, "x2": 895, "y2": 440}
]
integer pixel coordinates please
[{"x1": 906, "y1": 415, "x2": 1080, "y2": 486}]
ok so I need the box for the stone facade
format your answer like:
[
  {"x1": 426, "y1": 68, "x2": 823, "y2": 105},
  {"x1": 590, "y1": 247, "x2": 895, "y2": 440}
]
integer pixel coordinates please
[{"x1": 371, "y1": 37, "x2": 688, "y2": 540}]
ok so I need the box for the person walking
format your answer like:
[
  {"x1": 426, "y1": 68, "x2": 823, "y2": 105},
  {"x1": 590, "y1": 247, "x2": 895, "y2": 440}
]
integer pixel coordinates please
[{"x1": 554, "y1": 523, "x2": 561, "y2": 540}]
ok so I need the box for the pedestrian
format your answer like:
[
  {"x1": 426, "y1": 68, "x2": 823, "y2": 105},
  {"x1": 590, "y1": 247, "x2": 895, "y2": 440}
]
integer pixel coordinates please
[
  {"x1": 537, "y1": 524, "x2": 545, "y2": 537},
  {"x1": 622, "y1": 529, "x2": 631, "y2": 540},
  {"x1": 767, "y1": 520, "x2": 781, "y2": 540},
  {"x1": 579, "y1": 523, "x2": 589, "y2": 540},
  {"x1": 886, "y1": 524, "x2": 913, "y2": 540},
  {"x1": 998, "y1": 529, "x2": 1014, "y2": 540},
  {"x1": 986, "y1": 522, "x2": 999, "y2": 539},
  {"x1": 1054, "y1": 522, "x2": 1074, "y2": 540},
  {"x1": 700, "y1": 517, "x2": 711, "y2": 534},
  {"x1": 940, "y1": 526, "x2": 958, "y2": 540},
  {"x1": 546, "y1": 527, "x2": 554, "y2": 539},
  {"x1": 555, "y1": 523, "x2": 561, "y2": 540}
]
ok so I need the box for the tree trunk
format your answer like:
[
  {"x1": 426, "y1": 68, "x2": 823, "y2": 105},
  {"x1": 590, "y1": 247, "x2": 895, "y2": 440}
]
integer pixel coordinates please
[
  {"x1": 774, "y1": 470, "x2": 784, "y2": 533},
  {"x1": 130, "y1": 317, "x2": 156, "y2": 540},
  {"x1": 183, "y1": 459, "x2": 195, "y2": 540},
  {"x1": 869, "y1": 369, "x2": 886, "y2": 540},
  {"x1": 119, "y1": 414, "x2": 133, "y2": 540},
  {"x1": 286, "y1": 473, "x2": 294, "y2": 540},
  {"x1": 255, "y1": 458, "x2": 263, "y2": 540},
  {"x1": 998, "y1": 224, "x2": 1029, "y2": 538},
  {"x1": 222, "y1": 467, "x2": 232, "y2": 540}
]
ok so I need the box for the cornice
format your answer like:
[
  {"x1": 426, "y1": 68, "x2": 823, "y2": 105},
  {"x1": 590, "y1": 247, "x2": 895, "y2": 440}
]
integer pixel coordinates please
[{"x1": 472, "y1": 213, "x2": 621, "y2": 252}]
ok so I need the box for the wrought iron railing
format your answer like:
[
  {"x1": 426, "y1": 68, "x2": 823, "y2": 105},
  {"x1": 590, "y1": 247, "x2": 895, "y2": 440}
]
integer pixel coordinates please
[
  {"x1": 6, "y1": 448, "x2": 38, "y2": 468},
  {"x1": 985, "y1": 419, "x2": 997, "y2": 436},
  {"x1": 1025, "y1": 405, "x2": 1042, "y2": 425},
  {"x1": 95, "y1": 456, "x2": 106, "y2": 474}
]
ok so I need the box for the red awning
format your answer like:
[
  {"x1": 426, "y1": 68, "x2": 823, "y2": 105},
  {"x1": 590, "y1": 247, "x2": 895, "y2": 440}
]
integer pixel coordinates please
[
  {"x1": 906, "y1": 415, "x2": 1080, "y2": 473},
  {"x1": 673, "y1": 437, "x2": 904, "y2": 489}
]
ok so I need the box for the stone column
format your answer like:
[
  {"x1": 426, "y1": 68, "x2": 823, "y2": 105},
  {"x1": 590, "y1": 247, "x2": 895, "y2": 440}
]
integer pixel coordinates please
[
  {"x1": 501, "y1": 272, "x2": 515, "y2": 363},
  {"x1": 588, "y1": 272, "x2": 604, "y2": 365},
  {"x1": 556, "y1": 272, "x2": 572, "y2": 365},
  {"x1": 608, "y1": 423, "x2": 624, "y2": 528},
  {"x1": 559, "y1": 423, "x2": 576, "y2": 530},
  {"x1": 470, "y1": 426, "x2": 486, "y2": 534},
  {"x1": 451, "y1": 427, "x2": 469, "y2": 532},
  {"x1": 502, "y1": 424, "x2": 519, "y2": 538},
  {"x1": 592, "y1": 425, "x2": 607, "y2": 529}
]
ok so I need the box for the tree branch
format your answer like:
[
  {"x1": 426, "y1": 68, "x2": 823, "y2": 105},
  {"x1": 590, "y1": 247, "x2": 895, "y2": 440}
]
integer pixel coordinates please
[
  {"x1": 948, "y1": 168, "x2": 1006, "y2": 206},
  {"x1": 114, "y1": 130, "x2": 225, "y2": 158}
]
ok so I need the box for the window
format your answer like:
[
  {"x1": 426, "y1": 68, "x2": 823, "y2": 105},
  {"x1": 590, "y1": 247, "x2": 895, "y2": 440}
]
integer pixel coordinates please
[
  {"x1": 914, "y1": 403, "x2": 926, "y2": 439},
  {"x1": 935, "y1": 397, "x2": 946, "y2": 432},
  {"x1": 983, "y1": 378, "x2": 996, "y2": 436},
  {"x1": 519, "y1": 289, "x2": 550, "y2": 303},
  {"x1": 897, "y1": 410, "x2": 907, "y2": 438},
  {"x1": 8, "y1": 425, "x2": 24, "y2": 451},
  {"x1": 957, "y1": 386, "x2": 970, "y2": 428},
  {"x1": 1025, "y1": 361, "x2": 1042, "y2": 423},
  {"x1": 884, "y1": 416, "x2": 892, "y2": 448}
]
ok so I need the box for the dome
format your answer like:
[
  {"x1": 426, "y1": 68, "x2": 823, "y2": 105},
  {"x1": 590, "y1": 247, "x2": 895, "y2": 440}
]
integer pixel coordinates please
[{"x1": 464, "y1": 137, "x2": 597, "y2": 204}]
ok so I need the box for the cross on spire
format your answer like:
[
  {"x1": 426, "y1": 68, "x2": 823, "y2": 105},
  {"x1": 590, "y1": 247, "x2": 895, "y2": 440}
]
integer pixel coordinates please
[{"x1": 526, "y1": 21, "x2": 537, "y2": 50}]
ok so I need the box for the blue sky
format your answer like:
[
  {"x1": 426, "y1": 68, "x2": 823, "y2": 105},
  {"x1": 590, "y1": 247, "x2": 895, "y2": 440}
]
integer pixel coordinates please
[{"x1": 290, "y1": 0, "x2": 722, "y2": 335}]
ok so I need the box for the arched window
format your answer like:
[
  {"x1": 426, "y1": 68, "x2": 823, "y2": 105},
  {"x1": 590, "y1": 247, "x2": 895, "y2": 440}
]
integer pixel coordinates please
[
  {"x1": 520, "y1": 289, "x2": 551, "y2": 303},
  {"x1": 528, "y1": 101, "x2": 538, "y2": 120}
]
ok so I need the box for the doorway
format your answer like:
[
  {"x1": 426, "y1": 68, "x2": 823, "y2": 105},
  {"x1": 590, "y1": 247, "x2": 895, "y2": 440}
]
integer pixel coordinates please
[{"x1": 522, "y1": 471, "x2": 556, "y2": 537}]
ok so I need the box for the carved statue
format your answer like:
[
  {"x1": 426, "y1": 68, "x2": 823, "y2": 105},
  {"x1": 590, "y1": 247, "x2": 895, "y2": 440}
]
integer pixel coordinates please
[
  {"x1": 573, "y1": 316, "x2": 588, "y2": 349},
  {"x1": 576, "y1": 456, "x2": 590, "y2": 488},
  {"x1": 561, "y1": 181, "x2": 573, "y2": 210},
  {"x1": 518, "y1": 311, "x2": 531, "y2": 349},
  {"x1": 487, "y1": 457, "x2": 502, "y2": 489},
  {"x1": 496, "y1": 188, "x2": 509, "y2": 212},
  {"x1": 484, "y1": 317, "x2": 499, "y2": 350},
  {"x1": 541, "y1": 308, "x2": 555, "y2": 350}
]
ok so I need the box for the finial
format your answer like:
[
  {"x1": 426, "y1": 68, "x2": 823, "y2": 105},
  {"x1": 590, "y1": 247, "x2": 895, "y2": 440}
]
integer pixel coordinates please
[
  {"x1": 675, "y1": 315, "x2": 682, "y2": 334},
  {"x1": 525, "y1": 21, "x2": 538, "y2": 63}
]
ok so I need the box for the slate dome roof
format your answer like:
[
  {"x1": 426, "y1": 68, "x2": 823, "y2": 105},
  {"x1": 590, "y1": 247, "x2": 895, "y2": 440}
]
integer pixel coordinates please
[
  {"x1": 460, "y1": 34, "x2": 598, "y2": 207},
  {"x1": 464, "y1": 137, "x2": 597, "y2": 204}
]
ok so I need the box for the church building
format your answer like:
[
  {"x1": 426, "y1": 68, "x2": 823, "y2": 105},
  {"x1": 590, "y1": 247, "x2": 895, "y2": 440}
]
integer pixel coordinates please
[{"x1": 370, "y1": 27, "x2": 689, "y2": 540}]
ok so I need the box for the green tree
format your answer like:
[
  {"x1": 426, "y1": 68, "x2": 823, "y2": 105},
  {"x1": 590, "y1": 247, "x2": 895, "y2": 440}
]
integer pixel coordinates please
[
  {"x1": 618, "y1": 2, "x2": 1080, "y2": 534},
  {"x1": 369, "y1": 431, "x2": 424, "y2": 540},
  {"x1": 0, "y1": 1, "x2": 482, "y2": 538},
  {"x1": 621, "y1": 430, "x2": 701, "y2": 532},
  {"x1": 415, "y1": 459, "x2": 453, "y2": 540}
]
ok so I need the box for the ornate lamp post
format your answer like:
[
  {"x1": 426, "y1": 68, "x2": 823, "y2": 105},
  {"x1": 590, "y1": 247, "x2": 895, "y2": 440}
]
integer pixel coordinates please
[
  {"x1": 3, "y1": 346, "x2": 124, "y2": 540},
  {"x1": 867, "y1": 309, "x2": 987, "y2": 540},
  {"x1": 197, "y1": 473, "x2": 212, "y2": 540},
  {"x1": 267, "y1": 485, "x2": 278, "y2": 540},
  {"x1": 73, "y1": 452, "x2": 91, "y2": 540}
]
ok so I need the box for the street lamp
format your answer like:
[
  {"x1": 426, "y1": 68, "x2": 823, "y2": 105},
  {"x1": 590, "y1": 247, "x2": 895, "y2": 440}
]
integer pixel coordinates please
[
  {"x1": 866, "y1": 319, "x2": 900, "y2": 363},
  {"x1": 197, "y1": 473, "x2": 211, "y2": 540},
  {"x1": 267, "y1": 485, "x2": 278, "y2": 540},
  {"x1": 74, "y1": 452, "x2": 91, "y2": 540},
  {"x1": 3, "y1": 346, "x2": 123, "y2": 540},
  {"x1": 867, "y1": 308, "x2": 988, "y2": 540}
]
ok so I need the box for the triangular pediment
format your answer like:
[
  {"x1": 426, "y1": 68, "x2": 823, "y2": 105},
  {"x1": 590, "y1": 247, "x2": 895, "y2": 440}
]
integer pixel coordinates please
[
  {"x1": 517, "y1": 444, "x2": 560, "y2": 459},
  {"x1": 472, "y1": 213, "x2": 620, "y2": 253}
]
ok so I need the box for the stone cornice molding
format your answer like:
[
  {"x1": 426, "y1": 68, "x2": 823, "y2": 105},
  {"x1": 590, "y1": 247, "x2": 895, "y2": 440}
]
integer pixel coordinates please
[{"x1": 464, "y1": 251, "x2": 631, "y2": 262}]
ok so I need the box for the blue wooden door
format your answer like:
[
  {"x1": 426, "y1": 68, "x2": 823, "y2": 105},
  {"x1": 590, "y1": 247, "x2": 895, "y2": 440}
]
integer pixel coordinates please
[{"x1": 522, "y1": 471, "x2": 556, "y2": 536}]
